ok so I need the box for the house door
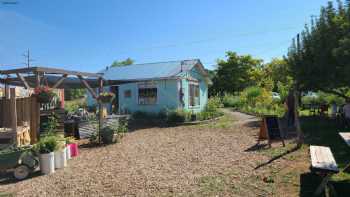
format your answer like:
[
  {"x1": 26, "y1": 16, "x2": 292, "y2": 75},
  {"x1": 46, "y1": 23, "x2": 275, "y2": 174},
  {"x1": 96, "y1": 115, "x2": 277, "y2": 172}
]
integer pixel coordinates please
[{"x1": 110, "y1": 86, "x2": 119, "y2": 113}]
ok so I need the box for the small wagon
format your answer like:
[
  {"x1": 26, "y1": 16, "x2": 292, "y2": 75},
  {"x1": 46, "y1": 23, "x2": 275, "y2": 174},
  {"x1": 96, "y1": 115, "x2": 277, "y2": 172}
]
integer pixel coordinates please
[{"x1": 0, "y1": 146, "x2": 39, "y2": 180}]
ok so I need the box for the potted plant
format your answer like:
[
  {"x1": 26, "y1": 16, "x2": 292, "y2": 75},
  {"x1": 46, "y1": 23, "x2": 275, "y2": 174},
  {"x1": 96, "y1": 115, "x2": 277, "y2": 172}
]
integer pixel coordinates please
[
  {"x1": 65, "y1": 137, "x2": 73, "y2": 160},
  {"x1": 33, "y1": 86, "x2": 56, "y2": 103},
  {"x1": 66, "y1": 137, "x2": 79, "y2": 157},
  {"x1": 101, "y1": 126, "x2": 115, "y2": 144},
  {"x1": 54, "y1": 138, "x2": 67, "y2": 169},
  {"x1": 35, "y1": 136, "x2": 58, "y2": 175},
  {"x1": 98, "y1": 92, "x2": 115, "y2": 103}
]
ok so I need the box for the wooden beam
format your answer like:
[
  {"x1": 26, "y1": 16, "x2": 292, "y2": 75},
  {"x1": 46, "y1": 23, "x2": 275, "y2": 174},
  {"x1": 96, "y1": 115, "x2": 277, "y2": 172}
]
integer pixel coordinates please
[
  {"x1": 16, "y1": 73, "x2": 30, "y2": 89},
  {"x1": 10, "y1": 88, "x2": 18, "y2": 146},
  {"x1": 77, "y1": 75, "x2": 98, "y2": 99},
  {"x1": 0, "y1": 66, "x2": 102, "y2": 78},
  {"x1": 52, "y1": 74, "x2": 68, "y2": 89}
]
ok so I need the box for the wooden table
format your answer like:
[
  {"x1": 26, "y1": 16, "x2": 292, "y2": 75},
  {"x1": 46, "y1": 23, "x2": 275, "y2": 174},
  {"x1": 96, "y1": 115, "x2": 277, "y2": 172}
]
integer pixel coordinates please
[
  {"x1": 339, "y1": 132, "x2": 350, "y2": 172},
  {"x1": 340, "y1": 132, "x2": 350, "y2": 146}
]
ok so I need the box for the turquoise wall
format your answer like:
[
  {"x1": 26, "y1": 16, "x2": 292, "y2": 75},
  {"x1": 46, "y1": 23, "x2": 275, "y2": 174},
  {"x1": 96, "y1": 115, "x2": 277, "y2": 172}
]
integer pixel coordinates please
[
  {"x1": 87, "y1": 66, "x2": 209, "y2": 114},
  {"x1": 119, "y1": 79, "x2": 179, "y2": 113},
  {"x1": 179, "y1": 66, "x2": 208, "y2": 113}
]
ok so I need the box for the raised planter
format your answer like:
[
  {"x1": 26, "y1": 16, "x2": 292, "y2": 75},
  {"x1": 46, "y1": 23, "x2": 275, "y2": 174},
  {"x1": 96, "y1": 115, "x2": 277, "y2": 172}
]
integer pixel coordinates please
[
  {"x1": 39, "y1": 152, "x2": 55, "y2": 174},
  {"x1": 66, "y1": 145, "x2": 71, "y2": 160},
  {"x1": 69, "y1": 143, "x2": 79, "y2": 157},
  {"x1": 54, "y1": 148, "x2": 67, "y2": 169}
]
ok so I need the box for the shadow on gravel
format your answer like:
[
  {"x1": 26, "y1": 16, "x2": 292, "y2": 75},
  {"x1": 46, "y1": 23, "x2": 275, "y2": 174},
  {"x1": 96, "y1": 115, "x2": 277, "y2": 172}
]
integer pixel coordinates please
[
  {"x1": 0, "y1": 170, "x2": 42, "y2": 186},
  {"x1": 244, "y1": 143, "x2": 268, "y2": 152}
]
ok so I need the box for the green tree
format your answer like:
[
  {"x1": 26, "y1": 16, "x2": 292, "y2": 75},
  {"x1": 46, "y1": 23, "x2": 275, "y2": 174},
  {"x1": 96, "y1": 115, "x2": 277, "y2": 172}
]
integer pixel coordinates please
[
  {"x1": 287, "y1": 0, "x2": 350, "y2": 99},
  {"x1": 210, "y1": 51, "x2": 263, "y2": 95},
  {"x1": 110, "y1": 58, "x2": 134, "y2": 67}
]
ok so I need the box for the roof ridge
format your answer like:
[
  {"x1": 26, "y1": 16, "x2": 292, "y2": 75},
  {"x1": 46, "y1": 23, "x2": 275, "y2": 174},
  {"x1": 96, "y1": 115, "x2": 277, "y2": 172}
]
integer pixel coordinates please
[{"x1": 112, "y1": 59, "x2": 199, "y2": 67}]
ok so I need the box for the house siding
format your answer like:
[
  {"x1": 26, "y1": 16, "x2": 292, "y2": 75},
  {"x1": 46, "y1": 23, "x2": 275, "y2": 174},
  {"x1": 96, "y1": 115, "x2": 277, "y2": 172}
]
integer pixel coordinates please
[
  {"x1": 179, "y1": 66, "x2": 208, "y2": 113},
  {"x1": 119, "y1": 79, "x2": 179, "y2": 113}
]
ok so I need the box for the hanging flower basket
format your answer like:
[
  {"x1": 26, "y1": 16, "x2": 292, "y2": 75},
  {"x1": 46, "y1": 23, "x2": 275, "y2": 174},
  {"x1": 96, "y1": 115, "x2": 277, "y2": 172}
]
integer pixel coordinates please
[
  {"x1": 33, "y1": 87, "x2": 55, "y2": 103},
  {"x1": 98, "y1": 92, "x2": 115, "y2": 103}
]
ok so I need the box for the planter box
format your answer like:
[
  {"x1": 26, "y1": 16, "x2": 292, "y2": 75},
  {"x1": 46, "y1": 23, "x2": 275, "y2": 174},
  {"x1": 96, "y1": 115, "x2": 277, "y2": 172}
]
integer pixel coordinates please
[
  {"x1": 68, "y1": 143, "x2": 79, "y2": 157},
  {"x1": 66, "y1": 145, "x2": 71, "y2": 160},
  {"x1": 54, "y1": 148, "x2": 67, "y2": 169},
  {"x1": 39, "y1": 152, "x2": 55, "y2": 174}
]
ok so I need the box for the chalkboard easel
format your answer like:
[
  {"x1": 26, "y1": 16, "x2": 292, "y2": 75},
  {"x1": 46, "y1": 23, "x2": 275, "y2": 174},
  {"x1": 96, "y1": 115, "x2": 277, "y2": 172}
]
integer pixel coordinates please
[{"x1": 258, "y1": 115, "x2": 285, "y2": 148}]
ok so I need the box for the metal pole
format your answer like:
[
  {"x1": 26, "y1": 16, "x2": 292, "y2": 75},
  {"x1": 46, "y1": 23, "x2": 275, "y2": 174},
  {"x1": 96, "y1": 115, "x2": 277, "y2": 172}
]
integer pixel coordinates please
[{"x1": 98, "y1": 78, "x2": 103, "y2": 144}]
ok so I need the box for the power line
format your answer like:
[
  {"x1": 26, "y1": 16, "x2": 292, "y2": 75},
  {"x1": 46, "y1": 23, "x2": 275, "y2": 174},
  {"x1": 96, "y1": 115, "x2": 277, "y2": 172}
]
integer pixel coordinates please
[{"x1": 113, "y1": 26, "x2": 299, "y2": 55}]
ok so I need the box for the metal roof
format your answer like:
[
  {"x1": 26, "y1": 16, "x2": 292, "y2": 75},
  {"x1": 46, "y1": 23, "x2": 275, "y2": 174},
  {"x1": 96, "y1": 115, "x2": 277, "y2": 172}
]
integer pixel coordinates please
[{"x1": 101, "y1": 59, "x2": 206, "y2": 81}]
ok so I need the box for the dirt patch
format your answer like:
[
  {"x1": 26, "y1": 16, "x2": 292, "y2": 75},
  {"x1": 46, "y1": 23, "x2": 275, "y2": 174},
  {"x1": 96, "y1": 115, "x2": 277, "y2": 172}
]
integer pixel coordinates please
[{"x1": 0, "y1": 111, "x2": 294, "y2": 196}]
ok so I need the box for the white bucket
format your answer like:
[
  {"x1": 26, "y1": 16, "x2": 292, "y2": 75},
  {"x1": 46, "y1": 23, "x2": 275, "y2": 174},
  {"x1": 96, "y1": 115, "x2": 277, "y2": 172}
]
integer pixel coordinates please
[
  {"x1": 39, "y1": 152, "x2": 55, "y2": 174},
  {"x1": 54, "y1": 148, "x2": 67, "y2": 169},
  {"x1": 66, "y1": 145, "x2": 71, "y2": 160}
]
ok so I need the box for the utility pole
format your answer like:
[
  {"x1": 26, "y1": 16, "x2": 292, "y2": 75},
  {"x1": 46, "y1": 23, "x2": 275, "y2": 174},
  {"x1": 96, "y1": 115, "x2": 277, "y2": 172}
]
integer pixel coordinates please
[{"x1": 23, "y1": 49, "x2": 34, "y2": 68}]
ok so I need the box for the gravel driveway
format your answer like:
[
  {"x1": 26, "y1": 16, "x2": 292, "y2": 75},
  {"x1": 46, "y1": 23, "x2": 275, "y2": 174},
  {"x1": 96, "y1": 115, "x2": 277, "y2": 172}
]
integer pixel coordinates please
[{"x1": 0, "y1": 111, "x2": 270, "y2": 196}]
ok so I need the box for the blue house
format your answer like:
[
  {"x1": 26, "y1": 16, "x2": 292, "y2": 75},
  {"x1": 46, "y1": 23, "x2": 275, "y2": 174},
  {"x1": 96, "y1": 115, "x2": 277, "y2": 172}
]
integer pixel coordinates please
[{"x1": 87, "y1": 59, "x2": 211, "y2": 114}]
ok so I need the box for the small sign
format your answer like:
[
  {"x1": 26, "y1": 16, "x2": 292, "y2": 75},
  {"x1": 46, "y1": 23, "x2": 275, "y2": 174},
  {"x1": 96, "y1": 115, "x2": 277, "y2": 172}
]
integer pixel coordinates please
[{"x1": 258, "y1": 115, "x2": 285, "y2": 148}]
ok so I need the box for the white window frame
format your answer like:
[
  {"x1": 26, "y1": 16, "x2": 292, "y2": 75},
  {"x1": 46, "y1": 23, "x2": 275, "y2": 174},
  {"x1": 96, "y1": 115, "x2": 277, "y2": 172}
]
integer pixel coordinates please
[{"x1": 138, "y1": 82, "x2": 158, "y2": 105}]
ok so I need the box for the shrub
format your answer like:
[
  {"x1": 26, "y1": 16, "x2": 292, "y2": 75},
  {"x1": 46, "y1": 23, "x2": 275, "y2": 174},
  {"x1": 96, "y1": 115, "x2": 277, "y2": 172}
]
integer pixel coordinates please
[
  {"x1": 166, "y1": 109, "x2": 191, "y2": 124},
  {"x1": 35, "y1": 136, "x2": 58, "y2": 154},
  {"x1": 222, "y1": 93, "x2": 241, "y2": 108},
  {"x1": 132, "y1": 111, "x2": 158, "y2": 120}
]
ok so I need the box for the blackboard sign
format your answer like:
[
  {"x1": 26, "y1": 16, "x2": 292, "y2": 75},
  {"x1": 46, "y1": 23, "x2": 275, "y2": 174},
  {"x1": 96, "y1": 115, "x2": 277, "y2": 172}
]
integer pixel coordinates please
[{"x1": 265, "y1": 116, "x2": 282, "y2": 140}]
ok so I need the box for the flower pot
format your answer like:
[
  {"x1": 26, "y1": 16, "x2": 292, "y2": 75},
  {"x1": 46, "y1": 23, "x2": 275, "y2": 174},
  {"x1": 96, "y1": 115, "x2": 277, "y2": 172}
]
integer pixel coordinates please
[
  {"x1": 39, "y1": 152, "x2": 55, "y2": 175},
  {"x1": 36, "y1": 94, "x2": 53, "y2": 103},
  {"x1": 66, "y1": 145, "x2": 71, "y2": 160},
  {"x1": 69, "y1": 143, "x2": 79, "y2": 157},
  {"x1": 54, "y1": 148, "x2": 67, "y2": 169}
]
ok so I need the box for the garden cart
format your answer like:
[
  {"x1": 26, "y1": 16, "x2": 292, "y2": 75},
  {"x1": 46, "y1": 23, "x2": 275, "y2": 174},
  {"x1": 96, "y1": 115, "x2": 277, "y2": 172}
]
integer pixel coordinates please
[{"x1": 0, "y1": 146, "x2": 39, "y2": 180}]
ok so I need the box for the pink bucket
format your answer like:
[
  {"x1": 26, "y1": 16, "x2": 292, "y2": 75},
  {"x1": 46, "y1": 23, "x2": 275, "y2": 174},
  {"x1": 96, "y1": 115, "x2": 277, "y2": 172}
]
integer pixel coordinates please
[{"x1": 68, "y1": 143, "x2": 79, "y2": 157}]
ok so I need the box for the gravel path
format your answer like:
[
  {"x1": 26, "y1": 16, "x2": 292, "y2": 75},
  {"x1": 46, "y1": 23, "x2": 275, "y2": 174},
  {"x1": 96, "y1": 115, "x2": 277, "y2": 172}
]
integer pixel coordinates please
[{"x1": 0, "y1": 111, "x2": 268, "y2": 196}]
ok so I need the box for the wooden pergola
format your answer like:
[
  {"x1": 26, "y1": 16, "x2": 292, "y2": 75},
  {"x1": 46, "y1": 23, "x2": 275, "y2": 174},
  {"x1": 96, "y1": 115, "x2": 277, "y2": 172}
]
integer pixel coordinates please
[{"x1": 0, "y1": 66, "x2": 106, "y2": 143}]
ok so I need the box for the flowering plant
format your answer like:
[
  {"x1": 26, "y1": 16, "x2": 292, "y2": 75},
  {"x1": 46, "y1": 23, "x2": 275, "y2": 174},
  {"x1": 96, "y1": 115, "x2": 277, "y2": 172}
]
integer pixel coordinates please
[
  {"x1": 98, "y1": 92, "x2": 115, "y2": 103},
  {"x1": 33, "y1": 86, "x2": 56, "y2": 103}
]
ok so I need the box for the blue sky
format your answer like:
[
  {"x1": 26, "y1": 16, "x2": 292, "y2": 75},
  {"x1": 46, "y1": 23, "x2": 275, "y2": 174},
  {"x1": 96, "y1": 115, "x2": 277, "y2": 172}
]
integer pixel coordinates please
[{"x1": 0, "y1": 0, "x2": 330, "y2": 71}]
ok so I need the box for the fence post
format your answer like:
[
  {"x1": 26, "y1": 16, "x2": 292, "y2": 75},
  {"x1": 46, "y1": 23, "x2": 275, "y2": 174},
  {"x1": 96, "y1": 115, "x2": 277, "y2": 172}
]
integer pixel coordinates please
[{"x1": 10, "y1": 88, "x2": 18, "y2": 146}]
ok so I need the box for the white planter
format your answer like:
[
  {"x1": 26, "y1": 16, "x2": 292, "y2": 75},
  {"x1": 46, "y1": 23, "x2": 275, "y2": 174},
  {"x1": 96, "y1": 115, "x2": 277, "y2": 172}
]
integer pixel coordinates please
[
  {"x1": 66, "y1": 145, "x2": 71, "y2": 160},
  {"x1": 39, "y1": 152, "x2": 55, "y2": 175},
  {"x1": 54, "y1": 148, "x2": 67, "y2": 169}
]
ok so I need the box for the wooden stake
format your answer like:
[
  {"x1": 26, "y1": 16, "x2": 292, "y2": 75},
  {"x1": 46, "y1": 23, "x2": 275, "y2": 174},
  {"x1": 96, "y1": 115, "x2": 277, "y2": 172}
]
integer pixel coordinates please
[
  {"x1": 52, "y1": 74, "x2": 68, "y2": 89},
  {"x1": 16, "y1": 73, "x2": 30, "y2": 89}
]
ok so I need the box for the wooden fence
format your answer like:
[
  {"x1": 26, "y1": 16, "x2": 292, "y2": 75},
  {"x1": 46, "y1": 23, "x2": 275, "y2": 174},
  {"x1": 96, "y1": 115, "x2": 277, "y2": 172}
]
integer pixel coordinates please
[{"x1": 0, "y1": 96, "x2": 39, "y2": 144}]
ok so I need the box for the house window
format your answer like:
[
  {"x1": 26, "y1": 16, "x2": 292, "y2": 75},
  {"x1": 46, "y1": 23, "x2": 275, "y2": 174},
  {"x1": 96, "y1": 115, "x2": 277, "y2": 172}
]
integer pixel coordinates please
[
  {"x1": 189, "y1": 83, "x2": 200, "y2": 107},
  {"x1": 138, "y1": 87, "x2": 157, "y2": 105},
  {"x1": 124, "y1": 90, "x2": 131, "y2": 98}
]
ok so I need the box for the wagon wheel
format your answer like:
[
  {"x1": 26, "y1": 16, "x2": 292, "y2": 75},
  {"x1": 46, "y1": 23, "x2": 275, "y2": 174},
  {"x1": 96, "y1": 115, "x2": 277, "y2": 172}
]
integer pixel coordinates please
[{"x1": 13, "y1": 165, "x2": 30, "y2": 180}]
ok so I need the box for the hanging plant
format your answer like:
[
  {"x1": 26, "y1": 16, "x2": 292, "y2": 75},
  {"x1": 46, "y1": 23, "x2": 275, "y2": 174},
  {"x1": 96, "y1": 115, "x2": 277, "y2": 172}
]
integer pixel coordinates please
[
  {"x1": 33, "y1": 86, "x2": 56, "y2": 103},
  {"x1": 98, "y1": 92, "x2": 115, "y2": 103}
]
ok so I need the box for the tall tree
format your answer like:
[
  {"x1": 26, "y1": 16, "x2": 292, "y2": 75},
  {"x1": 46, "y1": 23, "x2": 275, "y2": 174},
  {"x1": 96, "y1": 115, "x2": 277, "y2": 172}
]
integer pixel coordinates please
[
  {"x1": 110, "y1": 58, "x2": 134, "y2": 67},
  {"x1": 287, "y1": 0, "x2": 350, "y2": 98},
  {"x1": 210, "y1": 51, "x2": 262, "y2": 95}
]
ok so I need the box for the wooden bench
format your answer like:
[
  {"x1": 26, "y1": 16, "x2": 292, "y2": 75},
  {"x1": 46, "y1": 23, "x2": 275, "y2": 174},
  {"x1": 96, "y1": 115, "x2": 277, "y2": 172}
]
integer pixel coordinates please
[{"x1": 310, "y1": 145, "x2": 339, "y2": 196}]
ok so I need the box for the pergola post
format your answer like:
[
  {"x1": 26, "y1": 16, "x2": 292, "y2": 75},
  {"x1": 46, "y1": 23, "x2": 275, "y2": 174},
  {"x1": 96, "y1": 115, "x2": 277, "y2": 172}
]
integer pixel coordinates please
[
  {"x1": 98, "y1": 77, "x2": 103, "y2": 144},
  {"x1": 10, "y1": 88, "x2": 18, "y2": 145}
]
